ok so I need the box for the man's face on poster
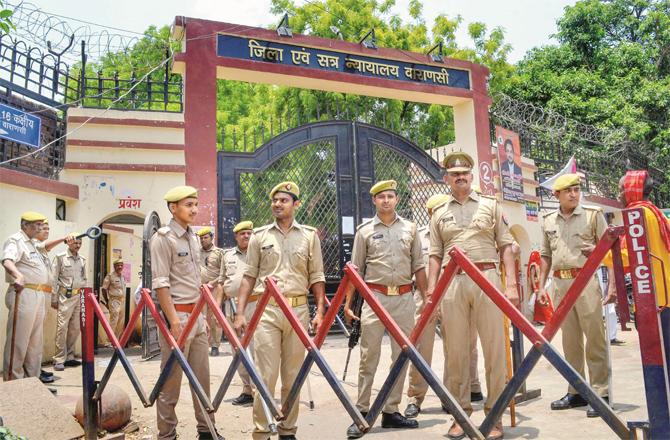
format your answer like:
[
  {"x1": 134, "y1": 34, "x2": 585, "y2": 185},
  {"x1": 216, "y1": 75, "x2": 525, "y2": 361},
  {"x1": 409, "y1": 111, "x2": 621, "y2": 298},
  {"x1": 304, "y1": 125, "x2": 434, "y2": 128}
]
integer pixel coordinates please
[{"x1": 504, "y1": 140, "x2": 515, "y2": 164}]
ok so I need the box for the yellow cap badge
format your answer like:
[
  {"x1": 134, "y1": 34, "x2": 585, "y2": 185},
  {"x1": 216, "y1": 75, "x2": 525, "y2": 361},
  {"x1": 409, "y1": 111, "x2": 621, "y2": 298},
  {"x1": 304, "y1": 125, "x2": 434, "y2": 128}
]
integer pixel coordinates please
[
  {"x1": 233, "y1": 221, "x2": 254, "y2": 233},
  {"x1": 370, "y1": 180, "x2": 398, "y2": 196}
]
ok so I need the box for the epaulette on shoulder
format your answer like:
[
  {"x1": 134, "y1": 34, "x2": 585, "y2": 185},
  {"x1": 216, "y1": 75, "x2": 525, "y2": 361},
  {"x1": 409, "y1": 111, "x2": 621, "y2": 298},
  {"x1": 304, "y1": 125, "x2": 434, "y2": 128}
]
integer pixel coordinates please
[
  {"x1": 56, "y1": 251, "x2": 66, "y2": 258},
  {"x1": 157, "y1": 226, "x2": 170, "y2": 235},
  {"x1": 583, "y1": 204, "x2": 603, "y2": 212},
  {"x1": 356, "y1": 218, "x2": 373, "y2": 231},
  {"x1": 253, "y1": 224, "x2": 272, "y2": 233},
  {"x1": 480, "y1": 193, "x2": 496, "y2": 200},
  {"x1": 542, "y1": 209, "x2": 558, "y2": 218},
  {"x1": 302, "y1": 225, "x2": 317, "y2": 232}
]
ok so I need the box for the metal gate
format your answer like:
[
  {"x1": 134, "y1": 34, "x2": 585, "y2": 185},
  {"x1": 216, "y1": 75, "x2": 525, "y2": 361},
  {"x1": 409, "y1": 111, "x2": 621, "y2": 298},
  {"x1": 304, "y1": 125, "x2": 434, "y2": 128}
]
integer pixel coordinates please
[
  {"x1": 141, "y1": 211, "x2": 162, "y2": 358},
  {"x1": 218, "y1": 120, "x2": 449, "y2": 280}
]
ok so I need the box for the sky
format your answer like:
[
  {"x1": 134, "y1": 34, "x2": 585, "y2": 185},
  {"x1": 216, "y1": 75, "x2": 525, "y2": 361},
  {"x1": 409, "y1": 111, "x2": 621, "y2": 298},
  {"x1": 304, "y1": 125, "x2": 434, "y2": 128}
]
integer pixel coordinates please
[{"x1": 23, "y1": 0, "x2": 578, "y2": 63}]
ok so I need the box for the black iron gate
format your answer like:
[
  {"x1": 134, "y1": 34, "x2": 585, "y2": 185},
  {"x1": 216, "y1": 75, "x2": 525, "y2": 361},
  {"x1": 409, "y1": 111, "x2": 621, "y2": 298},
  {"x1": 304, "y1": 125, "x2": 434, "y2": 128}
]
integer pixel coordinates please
[{"x1": 218, "y1": 120, "x2": 449, "y2": 282}]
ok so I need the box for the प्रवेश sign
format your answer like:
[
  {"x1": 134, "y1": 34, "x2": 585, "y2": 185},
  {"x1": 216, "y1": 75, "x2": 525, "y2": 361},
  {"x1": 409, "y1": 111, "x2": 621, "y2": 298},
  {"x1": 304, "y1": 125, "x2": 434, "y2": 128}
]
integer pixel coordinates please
[
  {"x1": 0, "y1": 103, "x2": 41, "y2": 148},
  {"x1": 217, "y1": 34, "x2": 471, "y2": 90}
]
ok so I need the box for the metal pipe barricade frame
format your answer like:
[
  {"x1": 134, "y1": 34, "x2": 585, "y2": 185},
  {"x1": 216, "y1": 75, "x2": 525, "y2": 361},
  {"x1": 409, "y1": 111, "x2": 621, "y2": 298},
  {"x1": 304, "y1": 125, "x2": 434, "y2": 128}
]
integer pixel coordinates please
[{"x1": 344, "y1": 262, "x2": 486, "y2": 440}]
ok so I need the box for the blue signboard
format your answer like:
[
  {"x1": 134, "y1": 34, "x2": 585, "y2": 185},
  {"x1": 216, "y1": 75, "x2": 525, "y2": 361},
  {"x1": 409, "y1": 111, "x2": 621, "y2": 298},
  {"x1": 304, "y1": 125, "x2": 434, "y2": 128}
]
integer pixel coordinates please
[
  {"x1": 0, "y1": 103, "x2": 41, "y2": 148},
  {"x1": 217, "y1": 34, "x2": 471, "y2": 90}
]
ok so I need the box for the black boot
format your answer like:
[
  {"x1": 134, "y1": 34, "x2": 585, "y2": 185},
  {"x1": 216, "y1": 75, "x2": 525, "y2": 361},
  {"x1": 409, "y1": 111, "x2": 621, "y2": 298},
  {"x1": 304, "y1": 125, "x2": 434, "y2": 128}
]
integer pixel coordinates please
[
  {"x1": 381, "y1": 412, "x2": 419, "y2": 429},
  {"x1": 231, "y1": 393, "x2": 253, "y2": 406},
  {"x1": 197, "y1": 430, "x2": 224, "y2": 440},
  {"x1": 346, "y1": 412, "x2": 367, "y2": 439},
  {"x1": 470, "y1": 391, "x2": 484, "y2": 402},
  {"x1": 551, "y1": 393, "x2": 588, "y2": 410}
]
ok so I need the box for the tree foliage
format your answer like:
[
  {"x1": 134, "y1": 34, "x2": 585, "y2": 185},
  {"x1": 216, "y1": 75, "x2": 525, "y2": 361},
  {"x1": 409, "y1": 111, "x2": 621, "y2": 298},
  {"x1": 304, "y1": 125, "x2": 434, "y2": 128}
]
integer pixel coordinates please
[
  {"x1": 502, "y1": 0, "x2": 670, "y2": 175},
  {"x1": 0, "y1": 1, "x2": 14, "y2": 35}
]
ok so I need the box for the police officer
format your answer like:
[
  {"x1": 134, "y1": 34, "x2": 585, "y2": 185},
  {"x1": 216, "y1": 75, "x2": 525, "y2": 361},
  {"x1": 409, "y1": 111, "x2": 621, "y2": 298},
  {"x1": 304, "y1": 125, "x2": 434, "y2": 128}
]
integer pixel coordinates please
[
  {"x1": 404, "y1": 194, "x2": 483, "y2": 419},
  {"x1": 344, "y1": 180, "x2": 427, "y2": 438},
  {"x1": 537, "y1": 174, "x2": 610, "y2": 417},
  {"x1": 2, "y1": 212, "x2": 51, "y2": 381},
  {"x1": 51, "y1": 235, "x2": 86, "y2": 371},
  {"x1": 221, "y1": 220, "x2": 254, "y2": 406},
  {"x1": 101, "y1": 259, "x2": 127, "y2": 339},
  {"x1": 197, "y1": 227, "x2": 225, "y2": 357},
  {"x1": 428, "y1": 152, "x2": 518, "y2": 440},
  {"x1": 150, "y1": 185, "x2": 222, "y2": 440},
  {"x1": 234, "y1": 182, "x2": 326, "y2": 440}
]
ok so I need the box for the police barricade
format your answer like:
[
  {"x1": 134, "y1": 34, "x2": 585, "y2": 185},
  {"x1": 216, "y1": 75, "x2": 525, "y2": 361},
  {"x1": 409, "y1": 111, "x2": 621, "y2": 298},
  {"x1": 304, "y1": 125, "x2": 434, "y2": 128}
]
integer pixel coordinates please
[
  {"x1": 78, "y1": 284, "x2": 282, "y2": 439},
  {"x1": 353, "y1": 225, "x2": 631, "y2": 440},
  {"x1": 216, "y1": 276, "x2": 369, "y2": 433}
]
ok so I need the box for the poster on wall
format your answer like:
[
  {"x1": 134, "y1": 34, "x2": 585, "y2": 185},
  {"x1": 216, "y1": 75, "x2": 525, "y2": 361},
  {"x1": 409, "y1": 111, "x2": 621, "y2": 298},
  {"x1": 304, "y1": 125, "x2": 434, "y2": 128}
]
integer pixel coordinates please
[
  {"x1": 525, "y1": 200, "x2": 539, "y2": 222},
  {"x1": 496, "y1": 126, "x2": 524, "y2": 203},
  {"x1": 122, "y1": 263, "x2": 131, "y2": 283},
  {"x1": 112, "y1": 248, "x2": 122, "y2": 262}
]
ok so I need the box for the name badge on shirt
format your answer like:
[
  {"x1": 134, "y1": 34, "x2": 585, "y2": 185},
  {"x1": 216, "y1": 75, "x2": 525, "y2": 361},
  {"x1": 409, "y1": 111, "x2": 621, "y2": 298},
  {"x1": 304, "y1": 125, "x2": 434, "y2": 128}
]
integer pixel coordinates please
[
  {"x1": 441, "y1": 215, "x2": 455, "y2": 223},
  {"x1": 178, "y1": 252, "x2": 189, "y2": 257},
  {"x1": 372, "y1": 233, "x2": 383, "y2": 240},
  {"x1": 261, "y1": 244, "x2": 274, "y2": 250}
]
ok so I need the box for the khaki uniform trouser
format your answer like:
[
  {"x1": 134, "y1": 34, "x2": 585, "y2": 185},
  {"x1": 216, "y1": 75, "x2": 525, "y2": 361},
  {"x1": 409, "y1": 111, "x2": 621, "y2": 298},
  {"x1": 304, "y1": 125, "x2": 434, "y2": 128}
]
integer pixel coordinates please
[
  {"x1": 207, "y1": 302, "x2": 223, "y2": 349},
  {"x1": 357, "y1": 290, "x2": 415, "y2": 414},
  {"x1": 238, "y1": 300, "x2": 257, "y2": 395},
  {"x1": 3, "y1": 287, "x2": 45, "y2": 380},
  {"x1": 156, "y1": 311, "x2": 213, "y2": 439},
  {"x1": 53, "y1": 292, "x2": 81, "y2": 364},
  {"x1": 407, "y1": 292, "x2": 481, "y2": 406},
  {"x1": 252, "y1": 303, "x2": 309, "y2": 440},
  {"x1": 441, "y1": 269, "x2": 506, "y2": 414},
  {"x1": 553, "y1": 275, "x2": 608, "y2": 397},
  {"x1": 108, "y1": 295, "x2": 125, "y2": 339}
]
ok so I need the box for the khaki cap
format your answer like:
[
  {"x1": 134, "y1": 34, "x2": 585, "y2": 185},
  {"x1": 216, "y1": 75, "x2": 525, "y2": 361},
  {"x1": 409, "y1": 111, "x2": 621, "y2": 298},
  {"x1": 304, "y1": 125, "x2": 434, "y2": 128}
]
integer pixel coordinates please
[
  {"x1": 552, "y1": 173, "x2": 580, "y2": 191},
  {"x1": 21, "y1": 211, "x2": 47, "y2": 222},
  {"x1": 443, "y1": 151, "x2": 474, "y2": 173},
  {"x1": 270, "y1": 181, "x2": 300, "y2": 199},
  {"x1": 370, "y1": 180, "x2": 397, "y2": 196},
  {"x1": 233, "y1": 221, "x2": 254, "y2": 233},
  {"x1": 164, "y1": 185, "x2": 198, "y2": 202},
  {"x1": 196, "y1": 227, "x2": 213, "y2": 237}
]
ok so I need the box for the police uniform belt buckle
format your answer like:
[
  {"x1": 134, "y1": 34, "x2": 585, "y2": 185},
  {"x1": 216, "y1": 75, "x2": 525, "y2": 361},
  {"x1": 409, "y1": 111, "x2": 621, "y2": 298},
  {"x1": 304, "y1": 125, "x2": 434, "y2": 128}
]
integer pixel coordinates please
[
  {"x1": 387, "y1": 285, "x2": 399, "y2": 296},
  {"x1": 560, "y1": 269, "x2": 573, "y2": 279},
  {"x1": 65, "y1": 288, "x2": 73, "y2": 298}
]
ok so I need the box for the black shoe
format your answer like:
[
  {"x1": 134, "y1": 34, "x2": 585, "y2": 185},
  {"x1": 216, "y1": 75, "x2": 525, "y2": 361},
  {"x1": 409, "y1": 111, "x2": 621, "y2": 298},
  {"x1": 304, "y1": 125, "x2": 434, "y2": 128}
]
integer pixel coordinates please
[
  {"x1": 347, "y1": 412, "x2": 367, "y2": 439},
  {"x1": 471, "y1": 391, "x2": 484, "y2": 402},
  {"x1": 404, "y1": 403, "x2": 420, "y2": 418},
  {"x1": 279, "y1": 436, "x2": 297, "y2": 440},
  {"x1": 210, "y1": 347, "x2": 219, "y2": 357},
  {"x1": 64, "y1": 359, "x2": 82, "y2": 367},
  {"x1": 41, "y1": 369, "x2": 53, "y2": 377},
  {"x1": 551, "y1": 393, "x2": 588, "y2": 410},
  {"x1": 231, "y1": 393, "x2": 253, "y2": 406},
  {"x1": 39, "y1": 372, "x2": 55, "y2": 383},
  {"x1": 197, "y1": 430, "x2": 224, "y2": 440},
  {"x1": 610, "y1": 338, "x2": 625, "y2": 346},
  {"x1": 586, "y1": 396, "x2": 609, "y2": 418},
  {"x1": 381, "y1": 412, "x2": 419, "y2": 429}
]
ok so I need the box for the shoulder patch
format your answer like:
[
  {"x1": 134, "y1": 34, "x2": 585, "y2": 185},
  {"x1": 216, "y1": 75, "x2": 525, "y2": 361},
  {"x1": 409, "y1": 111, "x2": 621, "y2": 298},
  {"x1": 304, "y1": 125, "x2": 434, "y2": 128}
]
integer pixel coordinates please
[
  {"x1": 356, "y1": 218, "x2": 373, "y2": 231},
  {"x1": 157, "y1": 226, "x2": 170, "y2": 235},
  {"x1": 253, "y1": 224, "x2": 272, "y2": 233}
]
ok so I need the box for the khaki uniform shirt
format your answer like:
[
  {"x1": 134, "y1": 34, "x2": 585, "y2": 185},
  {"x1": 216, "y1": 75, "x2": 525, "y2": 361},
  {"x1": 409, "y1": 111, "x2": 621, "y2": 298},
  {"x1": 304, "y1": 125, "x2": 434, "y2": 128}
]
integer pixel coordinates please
[
  {"x1": 220, "y1": 247, "x2": 247, "y2": 297},
  {"x1": 351, "y1": 214, "x2": 424, "y2": 286},
  {"x1": 541, "y1": 204, "x2": 607, "y2": 270},
  {"x1": 2, "y1": 231, "x2": 49, "y2": 285},
  {"x1": 419, "y1": 226, "x2": 430, "y2": 268},
  {"x1": 34, "y1": 241, "x2": 53, "y2": 284},
  {"x1": 244, "y1": 220, "x2": 325, "y2": 297},
  {"x1": 102, "y1": 271, "x2": 126, "y2": 298},
  {"x1": 52, "y1": 249, "x2": 87, "y2": 291},
  {"x1": 150, "y1": 218, "x2": 202, "y2": 304},
  {"x1": 430, "y1": 191, "x2": 515, "y2": 267},
  {"x1": 200, "y1": 245, "x2": 224, "y2": 285}
]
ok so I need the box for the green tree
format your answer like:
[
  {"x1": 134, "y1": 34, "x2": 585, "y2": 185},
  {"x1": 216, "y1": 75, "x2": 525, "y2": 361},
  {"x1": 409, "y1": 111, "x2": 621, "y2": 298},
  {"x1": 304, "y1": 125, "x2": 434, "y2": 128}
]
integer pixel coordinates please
[
  {"x1": 503, "y1": 0, "x2": 670, "y2": 181},
  {"x1": 0, "y1": 1, "x2": 14, "y2": 35}
]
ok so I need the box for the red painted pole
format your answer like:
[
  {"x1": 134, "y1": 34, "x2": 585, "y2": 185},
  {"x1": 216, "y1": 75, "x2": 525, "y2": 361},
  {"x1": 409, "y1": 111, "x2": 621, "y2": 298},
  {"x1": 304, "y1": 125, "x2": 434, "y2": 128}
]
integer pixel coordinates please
[{"x1": 314, "y1": 272, "x2": 349, "y2": 347}]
